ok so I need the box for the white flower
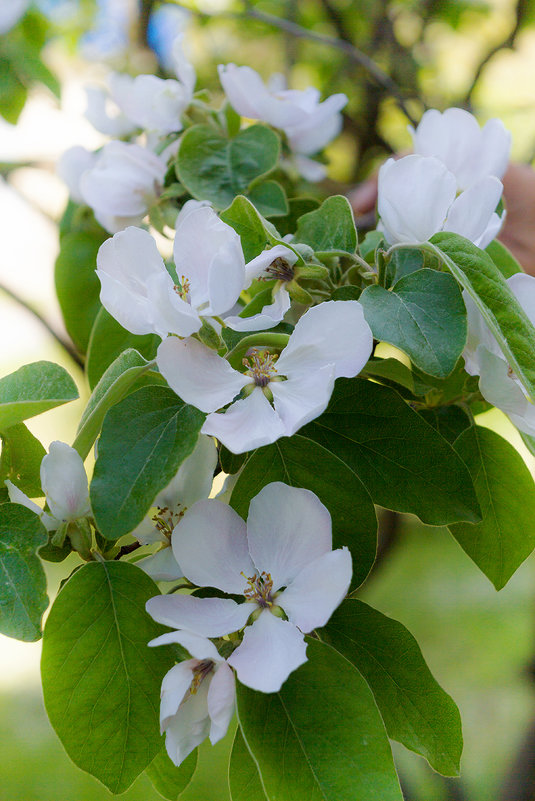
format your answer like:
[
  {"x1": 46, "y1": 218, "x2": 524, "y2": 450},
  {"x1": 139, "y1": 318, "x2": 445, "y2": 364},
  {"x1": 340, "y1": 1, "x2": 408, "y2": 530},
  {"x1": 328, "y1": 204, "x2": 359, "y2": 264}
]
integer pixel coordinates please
[
  {"x1": 410, "y1": 107, "x2": 511, "y2": 191},
  {"x1": 463, "y1": 273, "x2": 535, "y2": 436},
  {"x1": 56, "y1": 146, "x2": 98, "y2": 205},
  {"x1": 134, "y1": 435, "x2": 217, "y2": 582},
  {"x1": 377, "y1": 154, "x2": 504, "y2": 248},
  {"x1": 0, "y1": 0, "x2": 29, "y2": 34},
  {"x1": 6, "y1": 441, "x2": 90, "y2": 531},
  {"x1": 148, "y1": 629, "x2": 235, "y2": 766},
  {"x1": 96, "y1": 201, "x2": 245, "y2": 337},
  {"x1": 157, "y1": 300, "x2": 373, "y2": 454},
  {"x1": 146, "y1": 482, "x2": 352, "y2": 693},
  {"x1": 218, "y1": 64, "x2": 347, "y2": 180},
  {"x1": 79, "y1": 141, "x2": 166, "y2": 233}
]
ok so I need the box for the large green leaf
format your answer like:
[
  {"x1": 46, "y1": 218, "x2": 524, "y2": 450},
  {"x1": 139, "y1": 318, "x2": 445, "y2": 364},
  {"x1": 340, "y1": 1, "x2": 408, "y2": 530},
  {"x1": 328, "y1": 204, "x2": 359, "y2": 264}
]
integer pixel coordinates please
[
  {"x1": 247, "y1": 180, "x2": 289, "y2": 218},
  {"x1": 73, "y1": 349, "x2": 162, "y2": 459},
  {"x1": 146, "y1": 748, "x2": 197, "y2": 800},
  {"x1": 237, "y1": 638, "x2": 403, "y2": 801},
  {"x1": 449, "y1": 425, "x2": 535, "y2": 589},
  {"x1": 177, "y1": 124, "x2": 280, "y2": 210},
  {"x1": 41, "y1": 560, "x2": 174, "y2": 794},
  {"x1": 360, "y1": 269, "x2": 467, "y2": 378},
  {"x1": 485, "y1": 239, "x2": 522, "y2": 279},
  {"x1": 55, "y1": 230, "x2": 105, "y2": 354},
  {"x1": 86, "y1": 306, "x2": 159, "y2": 389},
  {"x1": 90, "y1": 386, "x2": 205, "y2": 539},
  {"x1": 0, "y1": 503, "x2": 48, "y2": 641},
  {"x1": 0, "y1": 361, "x2": 78, "y2": 432},
  {"x1": 302, "y1": 378, "x2": 481, "y2": 525},
  {"x1": 324, "y1": 599, "x2": 462, "y2": 776},
  {"x1": 229, "y1": 728, "x2": 266, "y2": 801},
  {"x1": 430, "y1": 232, "x2": 535, "y2": 400},
  {"x1": 220, "y1": 195, "x2": 272, "y2": 262},
  {"x1": 0, "y1": 423, "x2": 45, "y2": 496},
  {"x1": 294, "y1": 195, "x2": 357, "y2": 253},
  {"x1": 230, "y1": 435, "x2": 377, "y2": 588}
]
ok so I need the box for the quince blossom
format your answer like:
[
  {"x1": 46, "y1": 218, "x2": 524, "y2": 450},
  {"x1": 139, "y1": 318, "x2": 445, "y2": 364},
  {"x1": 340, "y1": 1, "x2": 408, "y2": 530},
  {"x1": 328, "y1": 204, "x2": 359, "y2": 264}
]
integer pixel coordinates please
[
  {"x1": 218, "y1": 64, "x2": 347, "y2": 181},
  {"x1": 377, "y1": 154, "x2": 504, "y2": 248},
  {"x1": 410, "y1": 108, "x2": 511, "y2": 191},
  {"x1": 147, "y1": 482, "x2": 352, "y2": 693},
  {"x1": 148, "y1": 629, "x2": 235, "y2": 766},
  {"x1": 463, "y1": 273, "x2": 535, "y2": 436},
  {"x1": 6, "y1": 441, "x2": 90, "y2": 531},
  {"x1": 133, "y1": 435, "x2": 217, "y2": 581},
  {"x1": 157, "y1": 300, "x2": 373, "y2": 454}
]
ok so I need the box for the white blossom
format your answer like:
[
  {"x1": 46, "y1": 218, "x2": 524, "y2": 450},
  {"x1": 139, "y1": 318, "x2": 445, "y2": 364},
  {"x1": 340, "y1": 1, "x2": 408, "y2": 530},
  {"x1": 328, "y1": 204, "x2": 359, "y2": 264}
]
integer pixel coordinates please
[
  {"x1": 157, "y1": 301, "x2": 373, "y2": 454},
  {"x1": 6, "y1": 441, "x2": 90, "y2": 531},
  {"x1": 410, "y1": 107, "x2": 511, "y2": 191},
  {"x1": 148, "y1": 630, "x2": 235, "y2": 766},
  {"x1": 147, "y1": 482, "x2": 352, "y2": 693},
  {"x1": 377, "y1": 154, "x2": 504, "y2": 248},
  {"x1": 463, "y1": 273, "x2": 535, "y2": 436},
  {"x1": 134, "y1": 435, "x2": 217, "y2": 582},
  {"x1": 56, "y1": 146, "x2": 98, "y2": 205}
]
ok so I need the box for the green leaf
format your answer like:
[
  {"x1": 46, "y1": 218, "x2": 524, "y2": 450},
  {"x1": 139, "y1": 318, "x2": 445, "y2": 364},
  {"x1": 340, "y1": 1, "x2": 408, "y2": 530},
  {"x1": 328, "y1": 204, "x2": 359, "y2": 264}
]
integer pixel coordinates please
[
  {"x1": 360, "y1": 269, "x2": 467, "y2": 378},
  {"x1": 220, "y1": 195, "x2": 272, "y2": 262},
  {"x1": 230, "y1": 435, "x2": 377, "y2": 588},
  {"x1": 295, "y1": 195, "x2": 357, "y2": 253},
  {"x1": 177, "y1": 124, "x2": 280, "y2": 210},
  {"x1": 0, "y1": 361, "x2": 78, "y2": 432},
  {"x1": 449, "y1": 425, "x2": 535, "y2": 589},
  {"x1": 485, "y1": 239, "x2": 522, "y2": 279},
  {"x1": 419, "y1": 404, "x2": 472, "y2": 443},
  {"x1": 383, "y1": 246, "x2": 426, "y2": 287},
  {"x1": 220, "y1": 445, "x2": 248, "y2": 475},
  {"x1": 0, "y1": 503, "x2": 48, "y2": 641},
  {"x1": 0, "y1": 423, "x2": 45, "y2": 496},
  {"x1": 302, "y1": 378, "x2": 481, "y2": 525},
  {"x1": 90, "y1": 386, "x2": 205, "y2": 539},
  {"x1": 86, "y1": 306, "x2": 159, "y2": 389},
  {"x1": 146, "y1": 748, "x2": 197, "y2": 800},
  {"x1": 247, "y1": 180, "x2": 289, "y2": 217},
  {"x1": 55, "y1": 230, "x2": 105, "y2": 354},
  {"x1": 275, "y1": 197, "x2": 319, "y2": 238},
  {"x1": 74, "y1": 349, "x2": 161, "y2": 459},
  {"x1": 430, "y1": 232, "x2": 535, "y2": 401},
  {"x1": 324, "y1": 599, "x2": 463, "y2": 776},
  {"x1": 362, "y1": 357, "x2": 431, "y2": 397},
  {"x1": 237, "y1": 638, "x2": 403, "y2": 801},
  {"x1": 41, "y1": 560, "x2": 175, "y2": 794},
  {"x1": 229, "y1": 728, "x2": 266, "y2": 801}
]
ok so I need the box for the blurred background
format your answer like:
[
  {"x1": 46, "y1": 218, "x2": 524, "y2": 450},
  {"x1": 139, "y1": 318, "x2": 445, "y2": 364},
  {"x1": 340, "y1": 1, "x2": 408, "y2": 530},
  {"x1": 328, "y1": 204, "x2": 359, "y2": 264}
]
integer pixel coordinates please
[{"x1": 2, "y1": 0, "x2": 535, "y2": 798}]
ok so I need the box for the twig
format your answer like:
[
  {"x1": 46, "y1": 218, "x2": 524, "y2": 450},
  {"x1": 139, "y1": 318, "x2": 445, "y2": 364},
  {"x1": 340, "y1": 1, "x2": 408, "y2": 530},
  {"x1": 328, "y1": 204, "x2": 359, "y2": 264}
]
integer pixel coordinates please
[
  {"x1": 171, "y1": 1, "x2": 418, "y2": 126},
  {"x1": 0, "y1": 281, "x2": 83, "y2": 369}
]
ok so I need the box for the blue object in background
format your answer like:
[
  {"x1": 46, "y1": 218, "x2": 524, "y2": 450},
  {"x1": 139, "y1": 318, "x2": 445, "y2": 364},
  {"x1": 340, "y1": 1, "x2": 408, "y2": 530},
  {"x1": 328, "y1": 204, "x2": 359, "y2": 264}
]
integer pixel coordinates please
[{"x1": 147, "y1": 3, "x2": 190, "y2": 71}]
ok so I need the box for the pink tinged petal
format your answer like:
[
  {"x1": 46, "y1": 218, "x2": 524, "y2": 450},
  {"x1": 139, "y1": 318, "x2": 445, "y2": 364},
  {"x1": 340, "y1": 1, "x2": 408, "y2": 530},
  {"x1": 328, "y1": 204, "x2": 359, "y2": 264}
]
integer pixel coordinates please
[
  {"x1": 149, "y1": 630, "x2": 223, "y2": 662},
  {"x1": 224, "y1": 287, "x2": 291, "y2": 332},
  {"x1": 157, "y1": 336, "x2": 249, "y2": 413},
  {"x1": 277, "y1": 547, "x2": 352, "y2": 633},
  {"x1": 136, "y1": 547, "x2": 184, "y2": 582},
  {"x1": 377, "y1": 155, "x2": 457, "y2": 244},
  {"x1": 277, "y1": 301, "x2": 373, "y2": 379},
  {"x1": 243, "y1": 245, "x2": 298, "y2": 286},
  {"x1": 227, "y1": 610, "x2": 308, "y2": 693},
  {"x1": 201, "y1": 388, "x2": 286, "y2": 454},
  {"x1": 146, "y1": 594, "x2": 254, "y2": 637},
  {"x1": 157, "y1": 434, "x2": 217, "y2": 510},
  {"x1": 160, "y1": 661, "x2": 196, "y2": 727},
  {"x1": 270, "y1": 365, "x2": 334, "y2": 437},
  {"x1": 172, "y1": 499, "x2": 255, "y2": 592},
  {"x1": 247, "y1": 481, "x2": 332, "y2": 589},
  {"x1": 40, "y1": 442, "x2": 90, "y2": 522},
  {"x1": 208, "y1": 662, "x2": 236, "y2": 743},
  {"x1": 443, "y1": 176, "x2": 503, "y2": 247},
  {"x1": 4, "y1": 481, "x2": 57, "y2": 531}
]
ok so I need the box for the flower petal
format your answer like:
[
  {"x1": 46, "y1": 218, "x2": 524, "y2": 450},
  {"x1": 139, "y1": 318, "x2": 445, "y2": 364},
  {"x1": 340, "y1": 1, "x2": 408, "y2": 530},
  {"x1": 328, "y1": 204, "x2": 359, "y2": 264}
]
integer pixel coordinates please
[
  {"x1": 149, "y1": 630, "x2": 223, "y2": 662},
  {"x1": 224, "y1": 287, "x2": 291, "y2": 332},
  {"x1": 157, "y1": 336, "x2": 249, "y2": 413},
  {"x1": 277, "y1": 547, "x2": 352, "y2": 633},
  {"x1": 137, "y1": 547, "x2": 183, "y2": 582},
  {"x1": 227, "y1": 610, "x2": 308, "y2": 693},
  {"x1": 444, "y1": 176, "x2": 503, "y2": 248},
  {"x1": 270, "y1": 365, "x2": 334, "y2": 436},
  {"x1": 172, "y1": 499, "x2": 254, "y2": 592},
  {"x1": 208, "y1": 662, "x2": 236, "y2": 743},
  {"x1": 163, "y1": 672, "x2": 211, "y2": 765},
  {"x1": 247, "y1": 482, "x2": 332, "y2": 589},
  {"x1": 160, "y1": 661, "x2": 195, "y2": 727},
  {"x1": 202, "y1": 387, "x2": 286, "y2": 454},
  {"x1": 243, "y1": 245, "x2": 298, "y2": 286},
  {"x1": 156, "y1": 434, "x2": 217, "y2": 510},
  {"x1": 146, "y1": 594, "x2": 253, "y2": 637},
  {"x1": 40, "y1": 442, "x2": 90, "y2": 523}
]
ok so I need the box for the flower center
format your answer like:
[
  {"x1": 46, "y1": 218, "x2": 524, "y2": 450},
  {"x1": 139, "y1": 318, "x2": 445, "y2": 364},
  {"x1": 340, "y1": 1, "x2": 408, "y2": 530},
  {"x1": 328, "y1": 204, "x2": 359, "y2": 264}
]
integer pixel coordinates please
[
  {"x1": 242, "y1": 570, "x2": 274, "y2": 607},
  {"x1": 243, "y1": 348, "x2": 279, "y2": 388},
  {"x1": 174, "y1": 275, "x2": 191, "y2": 303},
  {"x1": 189, "y1": 659, "x2": 214, "y2": 695},
  {"x1": 264, "y1": 256, "x2": 295, "y2": 283},
  {"x1": 152, "y1": 505, "x2": 185, "y2": 540}
]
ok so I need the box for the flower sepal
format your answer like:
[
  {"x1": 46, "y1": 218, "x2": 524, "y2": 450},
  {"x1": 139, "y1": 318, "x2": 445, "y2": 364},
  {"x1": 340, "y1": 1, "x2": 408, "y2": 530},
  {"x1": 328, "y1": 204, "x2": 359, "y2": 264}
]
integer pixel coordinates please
[{"x1": 197, "y1": 319, "x2": 222, "y2": 351}]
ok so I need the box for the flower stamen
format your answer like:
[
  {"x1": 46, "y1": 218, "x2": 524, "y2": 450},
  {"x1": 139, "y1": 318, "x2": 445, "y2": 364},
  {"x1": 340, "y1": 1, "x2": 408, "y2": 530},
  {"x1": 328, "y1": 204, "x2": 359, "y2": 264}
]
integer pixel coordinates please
[
  {"x1": 174, "y1": 275, "x2": 191, "y2": 303},
  {"x1": 242, "y1": 348, "x2": 279, "y2": 388},
  {"x1": 242, "y1": 570, "x2": 274, "y2": 607},
  {"x1": 152, "y1": 506, "x2": 185, "y2": 540},
  {"x1": 264, "y1": 256, "x2": 295, "y2": 283},
  {"x1": 189, "y1": 659, "x2": 214, "y2": 695}
]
